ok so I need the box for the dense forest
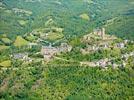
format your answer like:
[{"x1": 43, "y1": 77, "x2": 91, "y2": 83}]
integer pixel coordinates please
[{"x1": 0, "y1": 0, "x2": 134, "y2": 40}]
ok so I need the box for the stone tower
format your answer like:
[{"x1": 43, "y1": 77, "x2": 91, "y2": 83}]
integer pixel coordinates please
[{"x1": 102, "y1": 28, "x2": 105, "y2": 39}]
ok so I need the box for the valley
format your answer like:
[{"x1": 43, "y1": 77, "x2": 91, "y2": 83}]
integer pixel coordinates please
[{"x1": 0, "y1": 0, "x2": 134, "y2": 100}]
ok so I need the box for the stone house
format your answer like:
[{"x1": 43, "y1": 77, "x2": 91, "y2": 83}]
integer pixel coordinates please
[
  {"x1": 41, "y1": 46, "x2": 58, "y2": 61},
  {"x1": 98, "y1": 60, "x2": 107, "y2": 68},
  {"x1": 59, "y1": 43, "x2": 72, "y2": 52},
  {"x1": 93, "y1": 28, "x2": 105, "y2": 39},
  {"x1": 41, "y1": 43, "x2": 72, "y2": 61},
  {"x1": 112, "y1": 63, "x2": 118, "y2": 69},
  {"x1": 12, "y1": 53, "x2": 32, "y2": 63},
  {"x1": 83, "y1": 28, "x2": 106, "y2": 41},
  {"x1": 117, "y1": 43, "x2": 125, "y2": 48},
  {"x1": 12, "y1": 53, "x2": 28, "y2": 59},
  {"x1": 99, "y1": 42, "x2": 109, "y2": 49},
  {"x1": 96, "y1": 59, "x2": 109, "y2": 68}
]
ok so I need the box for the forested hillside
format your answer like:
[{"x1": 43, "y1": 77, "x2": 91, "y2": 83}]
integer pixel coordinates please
[
  {"x1": 0, "y1": 0, "x2": 134, "y2": 40},
  {"x1": 0, "y1": 0, "x2": 134, "y2": 100}
]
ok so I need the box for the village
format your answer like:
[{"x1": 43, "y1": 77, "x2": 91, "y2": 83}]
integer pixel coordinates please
[
  {"x1": 80, "y1": 51, "x2": 134, "y2": 69},
  {"x1": 0, "y1": 16, "x2": 133, "y2": 70},
  {"x1": 81, "y1": 28, "x2": 130, "y2": 54},
  {"x1": 3, "y1": 27, "x2": 132, "y2": 70},
  {"x1": 0, "y1": 1, "x2": 133, "y2": 99},
  {"x1": 80, "y1": 28, "x2": 134, "y2": 69}
]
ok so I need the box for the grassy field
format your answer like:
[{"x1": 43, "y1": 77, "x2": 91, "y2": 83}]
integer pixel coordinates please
[
  {"x1": 0, "y1": 60, "x2": 11, "y2": 67},
  {"x1": 14, "y1": 36, "x2": 29, "y2": 47},
  {"x1": 0, "y1": 45, "x2": 10, "y2": 51},
  {"x1": 1, "y1": 38, "x2": 12, "y2": 44},
  {"x1": 80, "y1": 13, "x2": 90, "y2": 20},
  {"x1": 46, "y1": 32, "x2": 64, "y2": 41}
]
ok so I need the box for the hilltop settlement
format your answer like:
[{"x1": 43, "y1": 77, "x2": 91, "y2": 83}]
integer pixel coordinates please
[{"x1": 0, "y1": 27, "x2": 133, "y2": 70}]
